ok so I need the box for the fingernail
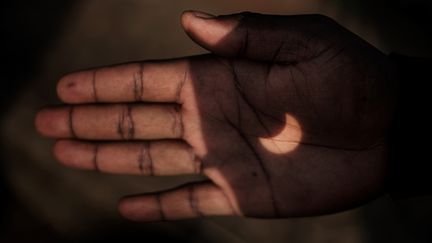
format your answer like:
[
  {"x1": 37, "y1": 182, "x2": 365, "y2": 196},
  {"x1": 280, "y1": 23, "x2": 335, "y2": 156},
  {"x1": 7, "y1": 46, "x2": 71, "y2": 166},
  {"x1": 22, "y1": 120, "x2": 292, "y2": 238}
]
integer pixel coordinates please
[{"x1": 193, "y1": 11, "x2": 216, "y2": 19}]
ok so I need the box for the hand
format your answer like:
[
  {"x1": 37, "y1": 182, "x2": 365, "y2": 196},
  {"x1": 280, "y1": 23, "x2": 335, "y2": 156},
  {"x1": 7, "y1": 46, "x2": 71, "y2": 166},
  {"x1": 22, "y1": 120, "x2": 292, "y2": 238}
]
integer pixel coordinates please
[{"x1": 35, "y1": 11, "x2": 397, "y2": 221}]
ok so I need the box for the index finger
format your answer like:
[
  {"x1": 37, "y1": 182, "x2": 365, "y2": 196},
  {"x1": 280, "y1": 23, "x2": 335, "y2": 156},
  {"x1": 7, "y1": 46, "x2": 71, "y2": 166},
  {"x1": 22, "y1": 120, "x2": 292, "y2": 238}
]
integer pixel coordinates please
[{"x1": 57, "y1": 59, "x2": 190, "y2": 104}]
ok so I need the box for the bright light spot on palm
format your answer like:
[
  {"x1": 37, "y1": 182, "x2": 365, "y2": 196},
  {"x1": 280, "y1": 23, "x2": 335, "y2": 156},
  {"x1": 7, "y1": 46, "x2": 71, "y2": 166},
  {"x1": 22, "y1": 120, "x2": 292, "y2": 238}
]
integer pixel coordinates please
[{"x1": 259, "y1": 114, "x2": 301, "y2": 154}]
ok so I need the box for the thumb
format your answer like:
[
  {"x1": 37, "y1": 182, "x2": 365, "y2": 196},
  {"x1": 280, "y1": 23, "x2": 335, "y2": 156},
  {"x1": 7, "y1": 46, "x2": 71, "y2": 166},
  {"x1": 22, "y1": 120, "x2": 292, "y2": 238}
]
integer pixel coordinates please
[
  {"x1": 181, "y1": 10, "x2": 333, "y2": 63},
  {"x1": 181, "y1": 11, "x2": 245, "y2": 58}
]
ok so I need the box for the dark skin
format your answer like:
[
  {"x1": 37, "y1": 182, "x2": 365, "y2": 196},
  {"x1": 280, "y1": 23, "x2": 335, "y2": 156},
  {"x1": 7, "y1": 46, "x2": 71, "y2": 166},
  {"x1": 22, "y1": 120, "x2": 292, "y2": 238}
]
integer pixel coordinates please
[{"x1": 35, "y1": 11, "x2": 397, "y2": 221}]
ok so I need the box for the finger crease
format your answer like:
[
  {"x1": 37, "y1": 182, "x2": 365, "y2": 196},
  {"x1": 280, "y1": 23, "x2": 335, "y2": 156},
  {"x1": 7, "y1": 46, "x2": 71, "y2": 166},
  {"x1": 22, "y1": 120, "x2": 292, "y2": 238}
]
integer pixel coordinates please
[
  {"x1": 93, "y1": 144, "x2": 100, "y2": 171},
  {"x1": 147, "y1": 142, "x2": 154, "y2": 175},
  {"x1": 117, "y1": 107, "x2": 125, "y2": 139},
  {"x1": 139, "y1": 142, "x2": 154, "y2": 176},
  {"x1": 195, "y1": 157, "x2": 203, "y2": 174},
  {"x1": 190, "y1": 150, "x2": 202, "y2": 174},
  {"x1": 172, "y1": 106, "x2": 184, "y2": 138},
  {"x1": 125, "y1": 105, "x2": 135, "y2": 139},
  {"x1": 176, "y1": 67, "x2": 187, "y2": 103},
  {"x1": 92, "y1": 69, "x2": 98, "y2": 102},
  {"x1": 134, "y1": 63, "x2": 144, "y2": 101},
  {"x1": 117, "y1": 105, "x2": 135, "y2": 140},
  {"x1": 137, "y1": 143, "x2": 145, "y2": 174},
  {"x1": 189, "y1": 185, "x2": 203, "y2": 217},
  {"x1": 68, "y1": 106, "x2": 76, "y2": 138},
  {"x1": 133, "y1": 75, "x2": 139, "y2": 101},
  {"x1": 156, "y1": 194, "x2": 166, "y2": 220}
]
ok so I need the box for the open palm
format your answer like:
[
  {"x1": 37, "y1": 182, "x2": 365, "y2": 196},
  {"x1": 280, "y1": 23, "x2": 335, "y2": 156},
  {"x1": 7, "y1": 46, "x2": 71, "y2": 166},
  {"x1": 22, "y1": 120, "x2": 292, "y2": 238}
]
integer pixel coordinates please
[{"x1": 36, "y1": 11, "x2": 396, "y2": 221}]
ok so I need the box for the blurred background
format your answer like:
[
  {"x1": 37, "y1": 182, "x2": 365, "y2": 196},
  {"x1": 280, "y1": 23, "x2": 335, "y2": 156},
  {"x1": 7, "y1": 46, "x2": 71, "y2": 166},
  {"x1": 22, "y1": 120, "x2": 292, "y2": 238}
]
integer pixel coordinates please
[{"x1": 1, "y1": 0, "x2": 431, "y2": 242}]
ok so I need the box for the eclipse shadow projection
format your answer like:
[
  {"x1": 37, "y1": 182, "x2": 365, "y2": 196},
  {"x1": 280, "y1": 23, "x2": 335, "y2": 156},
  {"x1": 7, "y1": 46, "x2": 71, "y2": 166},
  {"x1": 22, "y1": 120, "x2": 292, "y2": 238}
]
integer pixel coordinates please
[{"x1": 35, "y1": 11, "x2": 397, "y2": 221}]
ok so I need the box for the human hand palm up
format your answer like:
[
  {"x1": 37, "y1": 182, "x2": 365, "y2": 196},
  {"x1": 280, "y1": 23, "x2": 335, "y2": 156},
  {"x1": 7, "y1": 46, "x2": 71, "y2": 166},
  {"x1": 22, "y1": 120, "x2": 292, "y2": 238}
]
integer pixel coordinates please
[{"x1": 35, "y1": 11, "x2": 396, "y2": 221}]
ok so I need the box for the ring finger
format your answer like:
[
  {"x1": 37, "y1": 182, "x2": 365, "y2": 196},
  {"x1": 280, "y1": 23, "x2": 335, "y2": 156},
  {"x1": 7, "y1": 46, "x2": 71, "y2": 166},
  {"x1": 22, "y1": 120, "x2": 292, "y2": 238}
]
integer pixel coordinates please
[{"x1": 53, "y1": 139, "x2": 202, "y2": 175}]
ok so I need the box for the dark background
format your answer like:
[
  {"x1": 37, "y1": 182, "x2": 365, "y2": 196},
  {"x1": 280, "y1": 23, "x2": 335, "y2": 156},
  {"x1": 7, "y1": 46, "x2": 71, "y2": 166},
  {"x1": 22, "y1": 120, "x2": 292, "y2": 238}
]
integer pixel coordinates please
[{"x1": 1, "y1": 0, "x2": 431, "y2": 242}]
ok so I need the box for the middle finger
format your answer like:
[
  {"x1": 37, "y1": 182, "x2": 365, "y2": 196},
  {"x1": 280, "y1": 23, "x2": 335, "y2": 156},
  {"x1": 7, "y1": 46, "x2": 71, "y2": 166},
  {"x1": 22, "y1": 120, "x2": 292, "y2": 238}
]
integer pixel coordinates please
[{"x1": 36, "y1": 104, "x2": 183, "y2": 140}]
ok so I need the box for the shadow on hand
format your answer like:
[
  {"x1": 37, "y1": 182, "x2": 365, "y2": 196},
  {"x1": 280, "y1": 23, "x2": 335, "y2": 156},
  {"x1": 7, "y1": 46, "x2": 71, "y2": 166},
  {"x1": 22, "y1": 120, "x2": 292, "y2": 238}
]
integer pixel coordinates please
[{"x1": 186, "y1": 12, "x2": 395, "y2": 218}]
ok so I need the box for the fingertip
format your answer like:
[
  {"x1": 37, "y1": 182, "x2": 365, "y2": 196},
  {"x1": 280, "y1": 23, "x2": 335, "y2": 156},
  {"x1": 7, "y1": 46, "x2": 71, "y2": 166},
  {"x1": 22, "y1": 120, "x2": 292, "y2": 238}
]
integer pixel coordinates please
[
  {"x1": 181, "y1": 10, "x2": 216, "y2": 30},
  {"x1": 56, "y1": 73, "x2": 76, "y2": 103},
  {"x1": 180, "y1": 10, "x2": 241, "y2": 55},
  {"x1": 180, "y1": 10, "x2": 195, "y2": 31},
  {"x1": 180, "y1": 10, "x2": 207, "y2": 39},
  {"x1": 52, "y1": 139, "x2": 74, "y2": 167},
  {"x1": 117, "y1": 196, "x2": 137, "y2": 220},
  {"x1": 117, "y1": 196, "x2": 130, "y2": 218},
  {"x1": 57, "y1": 71, "x2": 95, "y2": 104},
  {"x1": 35, "y1": 107, "x2": 48, "y2": 136},
  {"x1": 35, "y1": 107, "x2": 70, "y2": 138},
  {"x1": 53, "y1": 140, "x2": 96, "y2": 170},
  {"x1": 117, "y1": 196, "x2": 163, "y2": 222}
]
